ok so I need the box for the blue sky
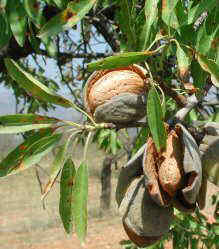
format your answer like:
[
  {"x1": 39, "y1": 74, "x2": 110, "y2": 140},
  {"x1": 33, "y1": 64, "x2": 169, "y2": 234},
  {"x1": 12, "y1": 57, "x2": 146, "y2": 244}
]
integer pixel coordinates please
[{"x1": 0, "y1": 27, "x2": 109, "y2": 121}]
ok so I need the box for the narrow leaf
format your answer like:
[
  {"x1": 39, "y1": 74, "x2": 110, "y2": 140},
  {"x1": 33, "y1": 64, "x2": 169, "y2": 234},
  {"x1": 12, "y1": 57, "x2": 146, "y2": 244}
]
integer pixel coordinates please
[
  {"x1": 0, "y1": 123, "x2": 55, "y2": 134},
  {"x1": 42, "y1": 136, "x2": 72, "y2": 200},
  {"x1": 73, "y1": 162, "x2": 88, "y2": 243},
  {"x1": 162, "y1": 0, "x2": 179, "y2": 29},
  {"x1": 59, "y1": 158, "x2": 76, "y2": 234},
  {"x1": 175, "y1": 41, "x2": 192, "y2": 79},
  {"x1": 38, "y1": 0, "x2": 97, "y2": 39},
  {"x1": 0, "y1": 128, "x2": 61, "y2": 177},
  {"x1": 141, "y1": 0, "x2": 159, "y2": 50},
  {"x1": 0, "y1": 13, "x2": 12, "y2": 49},
  {"x1": 87, "y1": 48, "x2": 165, "y2": 71},
  {"x1": 118, "y1": 0, "x2": 137, "y2": 50},
  {"x1": 4, "y1": 58, "x2": 73, "y2": 108},
  {"x1": 8, "y1": 0, "x2": 27, "y2": 46},
  {"x1": 190, "y1": 60, "x2": 208, "y2": 87},
  {"x1": 0, "y1": 114, "x2": 60, "y2": 126},
  {"x1": 52, "y1": 0, "x2": 68, "y2": 9},
  {"x1": 196, "y1": 53, "x2": 219, "y2": 87},
  {"x1": 147, "y1": 87, "x2": 167, "y2": 152}
]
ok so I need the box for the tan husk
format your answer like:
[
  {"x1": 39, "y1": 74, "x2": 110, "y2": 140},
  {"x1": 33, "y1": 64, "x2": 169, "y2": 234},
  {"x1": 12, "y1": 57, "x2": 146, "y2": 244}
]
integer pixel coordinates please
[
  {"x1": 84, "y1": 65, "x2": 148, "y2": 123},
  {"x1": 143, "y1": 124, "x2": 202, "y2": 211}
]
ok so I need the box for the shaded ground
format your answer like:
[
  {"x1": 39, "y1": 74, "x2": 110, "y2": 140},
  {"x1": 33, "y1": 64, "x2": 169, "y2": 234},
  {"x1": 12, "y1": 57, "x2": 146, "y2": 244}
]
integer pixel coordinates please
[{"x1": 0, "y1": 142, "x2": 218, "y2": 249}]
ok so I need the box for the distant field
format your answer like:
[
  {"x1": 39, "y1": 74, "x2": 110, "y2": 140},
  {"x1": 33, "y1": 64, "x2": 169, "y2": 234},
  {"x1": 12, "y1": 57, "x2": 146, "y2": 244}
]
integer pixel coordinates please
[{"x1": 0, "y1": 137, "x2": 128, "y2": 249}]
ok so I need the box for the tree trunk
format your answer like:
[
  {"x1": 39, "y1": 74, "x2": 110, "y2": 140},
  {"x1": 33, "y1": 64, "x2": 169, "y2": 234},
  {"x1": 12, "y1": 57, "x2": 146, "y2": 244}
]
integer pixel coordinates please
[{"x1": 100, "y1": 156, "x2": 113, "y2": 216}]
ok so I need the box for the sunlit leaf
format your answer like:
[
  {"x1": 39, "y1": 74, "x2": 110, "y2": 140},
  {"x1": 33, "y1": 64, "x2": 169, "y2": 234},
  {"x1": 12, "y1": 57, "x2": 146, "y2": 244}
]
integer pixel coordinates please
[
  {"x1": 162, "y1": 0, "x2": 179, "y2": 29},
  {"x1": 147, "y1": 86, "x2": 167, "y2": 152},
  {"x1": 118, "y1": 0, "x2": 137, "y2": 51},
  {"x1": 196, "y1": 9, "x2": 219, "y2": 56},
  {"x1": 0, "y1": 0, "x2": 7, "y2": 11},
  {"x1": 140, "y1": 0, "x2": 159, "y2": 50},
  {"x1": 0, "y1": 128, "x2": 61, "y2": 177},
  {"x1": 97, "y1": 129, "x2": 110, "y2": 146},
  {"x1": 0, "y1": 114, "x2": 60, "y2": 126},
  {"x1": 73, "y1": 162, "x2": 88, "y2": 243},
  {"x1": 7, "y1": 0, "x2": 27, "y2": 46},
  {"x1": 175, "y1": 41, "x2": 192, "y2": 79},
  {"x1": 188, "y1": 0, "x2": 217, "y2": 25},
  {"x1": 4, "y1": 58, "x2": 73, "y2": 108},
  {"x1": 87, "y1": 48, "x2": 165, "y2": 71},
  {"x1": 42, "y1": 136, "x2": 73, "y2": 200},
  {"x1": 38, "y1": 0, "x2": 97, "y2": 39},
  {"x1": 24, "y1": 0, "x2": 42, "y2": 27},
  {"x1": 59, "y1": 158, "x2": 76, "y2": 234},
  {"x1": 52, "y1": 0, "x2": 68, "y2": 9},
  {"x1": 0, "y1": 123, "x2": 55, "y2": 134},
  {"x1": 196, "y1": 53, "x2": 219, "y2": 87}
]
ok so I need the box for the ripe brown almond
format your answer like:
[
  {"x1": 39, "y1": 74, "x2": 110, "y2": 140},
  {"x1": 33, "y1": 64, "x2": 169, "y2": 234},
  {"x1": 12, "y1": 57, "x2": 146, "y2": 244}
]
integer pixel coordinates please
[
  {"x1": 158, "y1": 129, "x2": 184, "y2": 197},
  {"x1": 84, "y1": 65, "x2": 149, "y2": 123}
]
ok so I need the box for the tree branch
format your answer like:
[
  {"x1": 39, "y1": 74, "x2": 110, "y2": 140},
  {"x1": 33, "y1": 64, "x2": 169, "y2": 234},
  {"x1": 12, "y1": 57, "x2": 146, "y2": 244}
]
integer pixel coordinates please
[{"x1": 38, "y1": 49, "x2": 108, "y2": 65}]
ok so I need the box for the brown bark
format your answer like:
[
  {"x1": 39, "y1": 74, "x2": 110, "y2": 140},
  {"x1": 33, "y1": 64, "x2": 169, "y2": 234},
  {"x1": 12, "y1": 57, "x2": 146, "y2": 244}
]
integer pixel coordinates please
[{"x1": 100, "y1": 156, "x2": 113, "y2": 216}]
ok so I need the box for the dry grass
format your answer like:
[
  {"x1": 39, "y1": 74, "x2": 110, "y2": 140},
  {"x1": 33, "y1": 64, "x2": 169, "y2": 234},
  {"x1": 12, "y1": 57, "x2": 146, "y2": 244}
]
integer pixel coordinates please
[
  {"x1": 0, "y1": 137, "x2": 218, "y2": 249},
  {"x1": 0, "y1": 141, "x2": 128, "y2": 249}
]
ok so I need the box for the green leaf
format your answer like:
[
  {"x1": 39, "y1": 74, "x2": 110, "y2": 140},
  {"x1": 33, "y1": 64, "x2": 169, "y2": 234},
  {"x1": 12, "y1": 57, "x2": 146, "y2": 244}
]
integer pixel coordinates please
[
  {"x1": 24, "y1": 0, "x2": 42, "y2": 27},
  {"x1": 0, "y1": 0, "x2": 7, "y2": 11},
  {"x1": 8, "y1": 0, "x2": 27, "y2": 46},
  {"x1": 0, "y1": 123, "x2": 55, "y2": 134},
  {"x1": 147, "y1": 86, "x2": 167, "y2": 152},
  {"x1": 190, "y1": 60, "x2": 207, "y2": 88},
  {"x1": 41, "y1": 36, "x2": 58, "y2": 58},
  {"x1": 162, "y1": 0, "x2": 179, "y2": 29},
  {"x1": 0, "y1": 13, "x2": 12, "y2": 49},
  {"x1": 97, "y1": 129, "x2": 110, "y2": 146},
  {"x1": 175, "y1": 0, "x2": 188, "y2": 27},
  {"x1": 28, "y1": 22, "x2": 41, "y2": 52},
  {"x1": 0, "y1": 128, "x2": 61, "y2": 177},
  {"x1": 117, "y1": 0, "x2": 137, "y2": 51},
  {"x1": 87, "y1": 47, "x2": 164, "y2": 71},
  {"x1": 175, "y1": 41, "x2": 192, "y2": 79},
  {"x1": 188, "y1": 0, "x2": 217, "y2": 25},
  {"x1": 42, "y1": 136, "x2": 73, "y2": 200},
  {"x1": 38, "y1": 0, "x2": 97, "y2": 39},
  {"x1": 132, "y1": 126, "x2": 149, "y2": 155},
  {"x1": 73, "y1": 162, "x2": 88, "y2": 243},
  {"x1": 197, "y1": 21, "x2": 218, "y2": 56},
  {"x1": 59, "y1": 158, "x2": 76, "y2": 234},
  {"x1": 4, "y1": 58, "x2": 73, "y2": 108},
  {"x1": 0, "y1": 114, "x2": 59, "y2": 126},
  {"x1": 52, "y1": 0, "x2": 68, "y2": 9},
  {"x1": 196, "y1": 53, "x2": 219, "y2": 87},
  {"x1": 140, "y1": 0, "x2": 159, "y2": 50},
  {"x1": 110, "y1": 130, "x2": 117, "y2": 155}
]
